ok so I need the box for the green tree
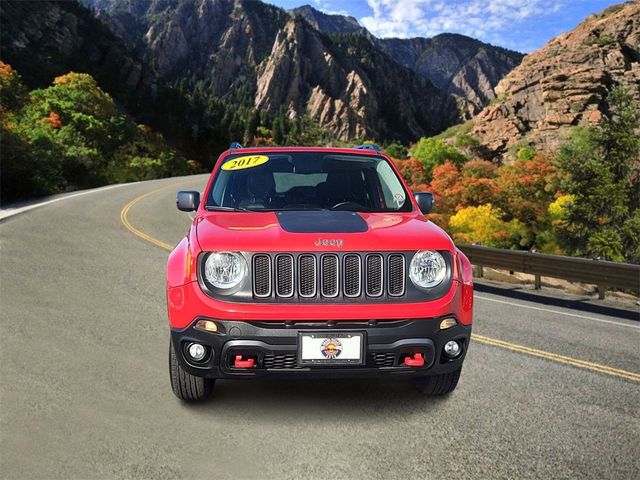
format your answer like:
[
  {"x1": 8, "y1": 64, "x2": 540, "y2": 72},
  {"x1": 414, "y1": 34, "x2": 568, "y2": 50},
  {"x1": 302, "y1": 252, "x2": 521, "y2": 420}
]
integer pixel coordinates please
[
  {"x1": 243, "y1": 109, "x2": 259, "y2": 145},
  {"x1": 271, "y1": 111, "x2": 285, "y2": 145},
  {"x1": 384, "y1": 142, "x2": 408, "y2": 159},
  {"x1": 1, "y1": 65, "x2": 195, "y2": 203},
  {"x1": 0, "y1": 62, "x2": 26, "y2": 111},
  {"x1": 555, "y1": 86, "x2": 640, "y2": 262},
  {"x1": 295, "y1": 114, "x2": 330, "y2": 146},
  {"x1": 411, "y1": 137, "x2": 467, "y2": 180}
]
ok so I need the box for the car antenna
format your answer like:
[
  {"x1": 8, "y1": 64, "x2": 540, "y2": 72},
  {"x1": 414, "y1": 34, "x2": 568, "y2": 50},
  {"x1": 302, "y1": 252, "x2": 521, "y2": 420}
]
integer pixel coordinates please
[
  {"x1": 353, "y1": 144, "x2": 381, "y2": 154},
  {"x1": 229, "y1": 142, "x2": 243, "y2": 153}
]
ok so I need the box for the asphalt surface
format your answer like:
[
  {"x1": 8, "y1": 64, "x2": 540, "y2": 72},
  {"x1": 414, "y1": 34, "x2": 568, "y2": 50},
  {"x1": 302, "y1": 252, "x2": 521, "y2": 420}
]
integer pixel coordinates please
[{"x1": 1, "y1": 174, "x2": 639, "y2": 480}]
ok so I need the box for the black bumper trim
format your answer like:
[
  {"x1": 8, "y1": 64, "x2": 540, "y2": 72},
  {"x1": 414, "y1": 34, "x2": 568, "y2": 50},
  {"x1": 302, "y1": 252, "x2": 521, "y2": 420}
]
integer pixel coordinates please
[{"x1": 170, "y1": 316, "x2": 471, "y2": 379}]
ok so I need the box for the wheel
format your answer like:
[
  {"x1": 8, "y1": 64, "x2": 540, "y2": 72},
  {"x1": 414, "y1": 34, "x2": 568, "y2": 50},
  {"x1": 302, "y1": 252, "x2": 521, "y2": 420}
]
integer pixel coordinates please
[
  {"x1": 169, "y1": 340, "x2": 215, "y2": 401},
  {"x1": 411, "y1": 368, "x2": 461, "y2": 395}
]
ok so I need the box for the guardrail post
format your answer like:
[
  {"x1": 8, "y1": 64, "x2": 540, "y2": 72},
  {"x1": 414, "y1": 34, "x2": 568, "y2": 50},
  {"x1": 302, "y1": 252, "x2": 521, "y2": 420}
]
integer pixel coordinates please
[
  {"x1": 534, "y1": 274, "x2": 541, "y2": 290},
  {"x1": 477, "y1": 265, "x2": 484, "y2": 278},
  {"x1": 598, "y1": 285, "x2": 606, "y2": 300}
]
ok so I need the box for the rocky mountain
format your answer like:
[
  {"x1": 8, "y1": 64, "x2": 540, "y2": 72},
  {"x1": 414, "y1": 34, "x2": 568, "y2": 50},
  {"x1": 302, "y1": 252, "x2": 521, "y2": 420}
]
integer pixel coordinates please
[
  {"x1": 0, "y1": 0, "x2": 153, "y2": 95},
  {"x1": 291, "y1": 5, "x2": 523, "y2": 116},
  {"x1": 83, "y1": 0, "x2": 458, "y2": 141},
  {"x1": 2, "y1": 0, "x2": 523, "y2": 147},
  {"x1": 255, "y1": 18, "x2": 457, "y2": 139},
  {"x1": 377, "y1": 35, "x2": 523, "y2": 116},
  {"x1": 0, "y1": 0, "x2": 203, "y2": 157},
  {"x1": 291, "y1": 5, "x2": 362, "y2": 34},
  {"x1": 469, "y1": 1, "x2": 640, "y2": 160}
]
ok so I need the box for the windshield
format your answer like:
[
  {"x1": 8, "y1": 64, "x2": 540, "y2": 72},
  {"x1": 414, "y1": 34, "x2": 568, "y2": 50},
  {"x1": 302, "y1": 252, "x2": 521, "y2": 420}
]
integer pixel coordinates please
[{"x1": 206, "y1": 152, "x2": 412, "y2": 212}]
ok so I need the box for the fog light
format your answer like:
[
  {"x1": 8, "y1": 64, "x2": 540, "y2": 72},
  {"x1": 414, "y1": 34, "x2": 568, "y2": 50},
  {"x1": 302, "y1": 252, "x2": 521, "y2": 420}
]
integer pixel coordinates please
[
  {"x1": 439, "y1": 318, "x2": 457, "y2": 330},
  {"x1": 187, "y1": 342, "x2": 206, "y2": 361},
  {"x1": 443, "y1": 340, "x2": 461, "y2": 358},
  {"x1": 195, "y1": 319, "x2": 218, "y2": 333}
]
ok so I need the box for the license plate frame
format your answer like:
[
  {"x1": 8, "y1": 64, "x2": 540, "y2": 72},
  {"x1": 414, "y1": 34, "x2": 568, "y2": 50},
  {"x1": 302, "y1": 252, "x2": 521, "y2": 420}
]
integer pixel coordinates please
[{"x1": 298, "y1": 332, "x2": 365, "y2": 366}]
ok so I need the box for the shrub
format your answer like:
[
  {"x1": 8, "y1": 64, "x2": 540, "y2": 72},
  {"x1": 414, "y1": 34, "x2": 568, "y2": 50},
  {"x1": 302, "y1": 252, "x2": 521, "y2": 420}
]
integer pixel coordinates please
[
  {"x1": 395, "y1": 158, "x2": 428, "y2": 189},
  {"x1": 449, "y1": 204, "x2": 525, "y2": 248},
  {"x1": 0, "y1": 65, "x2": 195, "y2": 203},
  {"x1": 460, "y1": 160, "x2": 498, "y2": 207}
]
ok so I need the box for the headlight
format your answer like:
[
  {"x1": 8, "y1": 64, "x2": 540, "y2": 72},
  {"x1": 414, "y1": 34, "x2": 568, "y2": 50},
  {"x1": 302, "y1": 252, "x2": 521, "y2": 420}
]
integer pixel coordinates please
[
  {"x1": 204, "y1": 252, "x2": 247, "y2": 289},
  {"x1": 409, "y1": 250, "x2": 447, "y2": 288}
]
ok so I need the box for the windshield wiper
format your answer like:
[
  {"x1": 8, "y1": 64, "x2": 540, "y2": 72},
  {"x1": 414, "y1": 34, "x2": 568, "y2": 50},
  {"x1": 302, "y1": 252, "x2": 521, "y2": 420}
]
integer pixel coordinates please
[
  {"x1": 204, "y1": 206, "x2": 252, "y2": 212},
  {"x1": 256, "y1": 207, "x2": 327, "y2": 212}
]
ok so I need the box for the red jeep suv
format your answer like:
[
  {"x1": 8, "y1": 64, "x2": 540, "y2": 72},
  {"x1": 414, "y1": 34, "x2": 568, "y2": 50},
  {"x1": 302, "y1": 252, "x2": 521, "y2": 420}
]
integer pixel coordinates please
[{"x1": 167, "y1": 145, "x2": 473, "y2": 401}]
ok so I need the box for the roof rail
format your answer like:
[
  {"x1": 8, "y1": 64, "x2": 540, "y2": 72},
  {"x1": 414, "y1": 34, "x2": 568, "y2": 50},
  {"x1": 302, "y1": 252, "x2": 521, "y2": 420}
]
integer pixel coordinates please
[
  {"x1": 229, "y1": 142, "x2": 243, "y2": 151},
  {"x1": 353, "y1": 144, "x2": 381, "y2": 153}
]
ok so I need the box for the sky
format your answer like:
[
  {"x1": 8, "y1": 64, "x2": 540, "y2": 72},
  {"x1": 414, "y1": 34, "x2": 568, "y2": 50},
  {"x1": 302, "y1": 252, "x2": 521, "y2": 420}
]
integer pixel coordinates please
[{"x1": 268, "y1": 0, "x2": 620, "y2": 52}]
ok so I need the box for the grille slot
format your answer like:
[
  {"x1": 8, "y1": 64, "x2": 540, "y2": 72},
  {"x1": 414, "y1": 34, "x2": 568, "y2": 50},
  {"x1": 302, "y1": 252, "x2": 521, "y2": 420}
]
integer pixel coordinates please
[
  {"x1": 365, "y1": 254, "x2": 383, "y2": 297},
  {"x1": 321, "y1": 255, "x2": 339, "y2": 297},
  {"x1": 275, "y1": 254, "x2": 294, "y2": 297},
  {"x1": 252, "y1": 255, "x2": 271, "y2": 297},
  {"x1": 263, "y1": 353, "x2": 303, "y2": 369},
  {"x1": 369, "y1": 352, "x2": 396, "y2": 367},
  {"x1": 298, "y1": 255, "x2": 317, "y2": 297},
  {"x1": 387, "y1": 254, "x2": 406, "y2": 296},
  {"x1": 343, "y1": 254, "x2": 362, "y2": 297}
]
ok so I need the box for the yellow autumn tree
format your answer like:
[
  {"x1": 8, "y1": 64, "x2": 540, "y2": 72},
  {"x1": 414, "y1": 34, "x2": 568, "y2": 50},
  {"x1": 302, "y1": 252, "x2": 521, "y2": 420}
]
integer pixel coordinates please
[{"x1": 449, "y1": 204, "x2": 525, "y2": 248}]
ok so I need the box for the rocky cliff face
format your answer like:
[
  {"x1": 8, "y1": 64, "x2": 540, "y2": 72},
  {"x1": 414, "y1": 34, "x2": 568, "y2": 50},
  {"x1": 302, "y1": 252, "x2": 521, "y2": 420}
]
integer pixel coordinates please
[
  {"x1": 291, "y1": 5, "x2": 523, "y2": 116},
  {"x1": 469, "y1": 2, "x2": 640, "y2": 159},
  {"x1": 291, "y1": 5, "x2": 362, "y2": 34},
  {"x1": 255, "y1": 18, "x2": 457, "y2": 140},
  {"x1": 87, "y1": 0, "x2": 289, "y2": 97},
  {"x1": 84, "y1": 0, "x2": 458, "y2": 141},
  {"x1": 378, "y1": 34, "x2": 523, "y2": 117}
]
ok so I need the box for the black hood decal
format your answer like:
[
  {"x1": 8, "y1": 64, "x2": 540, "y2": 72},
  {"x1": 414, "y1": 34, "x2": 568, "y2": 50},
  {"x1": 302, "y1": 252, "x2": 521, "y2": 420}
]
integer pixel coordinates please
[{"x1": 276, "y1": 211, "x2": 368, "y2": 233}]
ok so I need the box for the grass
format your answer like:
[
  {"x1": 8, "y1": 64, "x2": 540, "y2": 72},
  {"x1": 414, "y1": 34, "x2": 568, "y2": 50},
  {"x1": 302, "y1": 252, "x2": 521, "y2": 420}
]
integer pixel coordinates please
[
  {"x1": 433, "y1": 120, "x2": 474, "y2": 140},
  {"x1": 583, "y1": 36, "x2": 616, "y2": 47}
]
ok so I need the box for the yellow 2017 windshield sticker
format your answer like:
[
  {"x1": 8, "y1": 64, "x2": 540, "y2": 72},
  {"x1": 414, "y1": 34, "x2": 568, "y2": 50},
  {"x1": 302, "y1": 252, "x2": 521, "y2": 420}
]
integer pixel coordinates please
[{"x1": 222, "y1": 155, "x2": 269, "y2": 171}]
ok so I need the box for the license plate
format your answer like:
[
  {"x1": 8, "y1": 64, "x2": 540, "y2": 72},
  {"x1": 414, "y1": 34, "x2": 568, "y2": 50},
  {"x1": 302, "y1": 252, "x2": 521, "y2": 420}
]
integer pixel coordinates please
[{"x1": 298, "y1": 332, "x2": 364, "y2": 366}]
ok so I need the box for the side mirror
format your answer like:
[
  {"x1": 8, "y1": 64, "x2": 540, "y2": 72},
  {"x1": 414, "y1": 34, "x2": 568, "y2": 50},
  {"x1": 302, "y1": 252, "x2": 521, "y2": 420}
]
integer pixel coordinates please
[
  {"x1": 413, "y1": 192, "x2": 434, "y2": 214},
  {"x1": 176, "y1": 191, "x2": 200, "y2": 212}
]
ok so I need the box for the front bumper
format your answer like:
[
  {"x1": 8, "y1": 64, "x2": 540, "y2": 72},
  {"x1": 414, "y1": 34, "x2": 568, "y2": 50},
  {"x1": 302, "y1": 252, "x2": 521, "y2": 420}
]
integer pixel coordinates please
[{"x1": 171, "y1": 316, "x2": 471, "y2": 379}]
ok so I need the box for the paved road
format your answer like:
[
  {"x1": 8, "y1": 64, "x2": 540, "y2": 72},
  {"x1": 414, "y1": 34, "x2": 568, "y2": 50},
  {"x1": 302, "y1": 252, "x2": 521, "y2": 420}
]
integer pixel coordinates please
[{"x1": 1, "y1": 175, "x2": 639, "y2": 480}]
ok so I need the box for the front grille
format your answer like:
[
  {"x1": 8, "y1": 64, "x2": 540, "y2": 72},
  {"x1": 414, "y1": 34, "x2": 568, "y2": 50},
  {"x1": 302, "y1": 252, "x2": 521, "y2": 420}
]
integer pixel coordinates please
[
  {"x1": 252, "y1": 252, "x2": 407, "y2": 301},
  {"x1": 262, "y1": 352, "x2": 396, "y2": 369}
]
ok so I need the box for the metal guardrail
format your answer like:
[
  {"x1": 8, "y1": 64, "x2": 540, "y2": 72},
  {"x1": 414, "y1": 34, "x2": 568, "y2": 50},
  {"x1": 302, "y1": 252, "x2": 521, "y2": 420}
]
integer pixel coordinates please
[{"x1": 457, "y1": 244, "x2": 640, "y2": 298}]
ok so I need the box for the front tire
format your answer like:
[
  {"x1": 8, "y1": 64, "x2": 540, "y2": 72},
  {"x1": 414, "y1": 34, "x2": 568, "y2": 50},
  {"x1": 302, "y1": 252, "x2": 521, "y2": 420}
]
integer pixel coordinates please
[
  {"x1": 411, "y1": 368, "x2": 461, "y2": 395},
  {"x1": 169, "y1": 340, "x2": 214, "y2": 401}
]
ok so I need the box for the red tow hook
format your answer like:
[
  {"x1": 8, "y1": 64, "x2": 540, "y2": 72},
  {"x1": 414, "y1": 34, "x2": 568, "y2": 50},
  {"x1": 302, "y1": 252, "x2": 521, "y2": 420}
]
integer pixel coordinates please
[
  {"x1": 234, "y1": 355, "x2": 255, "y2": 368},
  {"x1": 404, "y1": 353, "x2": 425, "y2": 367}
]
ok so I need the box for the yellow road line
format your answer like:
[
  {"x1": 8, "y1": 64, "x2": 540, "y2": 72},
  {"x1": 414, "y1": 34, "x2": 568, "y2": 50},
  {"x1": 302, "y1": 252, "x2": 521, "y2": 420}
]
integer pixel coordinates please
[
  {"x1": 119, "y1": 183, "x2": 640, "y2": 384},
  {"x1": 120, "y1": 184, "x2": 179, "y2": 251},
  {"x1": 473, "y1": 334, "x2": 640, "y2": 382}
]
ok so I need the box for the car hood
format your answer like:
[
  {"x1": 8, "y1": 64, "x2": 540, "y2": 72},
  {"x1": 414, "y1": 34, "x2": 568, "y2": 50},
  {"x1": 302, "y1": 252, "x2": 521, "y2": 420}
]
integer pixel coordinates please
[{"x1": 195, "y1": 210, "x2": 454, "y2": 253}]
